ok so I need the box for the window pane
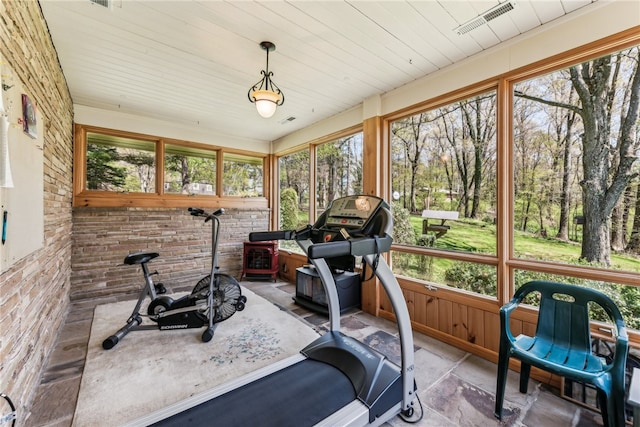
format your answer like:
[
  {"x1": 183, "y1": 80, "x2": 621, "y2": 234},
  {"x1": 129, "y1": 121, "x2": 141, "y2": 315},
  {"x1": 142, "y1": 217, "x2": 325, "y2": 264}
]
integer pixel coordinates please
[
  {"x1": 279, "y1": 149, "x2": 310, "y2": 229},
  {"x1": 278, "y1": 149, "x2": 309, "y2": 254},
  {"x1": 86, "y1": 132, "x2": 156, "y2": 193},
  {"x1": 514, "y1": 269, "x2": 638, "y2": 330},
  {"x1": 316, "y1": 133, "x2": 363, "y2": 220},
  {"x1": 513, "y1": 46, "x2": 640, "y2": 274},
  {"x1": 164, "y1": 144, "x2": 216, "y2": 195},
  {"x1": 222, "y1": 153, "x2": 263, "y2": 197},
  {"x1": 390, "y1": 91, "x2": 497, "y2": 255},
  {"x1": 392, "y1": 249, "x2": 497, "y2": 297}
]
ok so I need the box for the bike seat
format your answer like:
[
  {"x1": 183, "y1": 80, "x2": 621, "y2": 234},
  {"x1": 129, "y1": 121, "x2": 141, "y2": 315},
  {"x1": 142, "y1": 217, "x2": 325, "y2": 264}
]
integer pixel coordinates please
[{"x1": 124, "y1": 252, "x2": 160, "y2": 265}]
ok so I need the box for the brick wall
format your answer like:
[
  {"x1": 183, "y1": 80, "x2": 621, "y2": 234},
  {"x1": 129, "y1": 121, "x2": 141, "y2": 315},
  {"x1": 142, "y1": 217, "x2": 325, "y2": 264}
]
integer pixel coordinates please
[
  {"x1": 0, "y1": 0, "x2": 74, "y2": 421},
  {"x1": 70, "y1": 207, "x2": 270, "y2": 300},
  {"x1": 0, "y1": 3, "x2": 272, "y2": 422}
]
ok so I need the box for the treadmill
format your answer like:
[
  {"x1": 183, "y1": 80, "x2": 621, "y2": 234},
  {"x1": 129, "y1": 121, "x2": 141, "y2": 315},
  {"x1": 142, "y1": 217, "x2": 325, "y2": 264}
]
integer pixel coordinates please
[{"x1": 123, "y1": 195, "x2": 417, "y2": 427}]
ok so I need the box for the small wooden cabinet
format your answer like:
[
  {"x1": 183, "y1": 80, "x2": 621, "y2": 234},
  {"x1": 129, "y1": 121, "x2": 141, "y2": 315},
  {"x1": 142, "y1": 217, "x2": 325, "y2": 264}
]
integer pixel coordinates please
[{"x1": 240, "y1": 241, "x2": 279, "y2": 282}]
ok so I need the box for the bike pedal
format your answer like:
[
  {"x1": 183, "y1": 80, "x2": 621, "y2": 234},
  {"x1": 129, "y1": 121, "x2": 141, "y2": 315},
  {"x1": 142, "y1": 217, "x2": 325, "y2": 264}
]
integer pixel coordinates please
[{"x1": 155, "y1": 283, "x2": 167, "y2": 294}]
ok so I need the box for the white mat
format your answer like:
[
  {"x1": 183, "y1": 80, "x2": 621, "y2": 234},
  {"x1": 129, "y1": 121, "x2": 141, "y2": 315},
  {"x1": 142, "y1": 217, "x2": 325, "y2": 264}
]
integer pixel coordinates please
[{"x1": 73, "y1": 287, "x2": 319, "y2": 426}]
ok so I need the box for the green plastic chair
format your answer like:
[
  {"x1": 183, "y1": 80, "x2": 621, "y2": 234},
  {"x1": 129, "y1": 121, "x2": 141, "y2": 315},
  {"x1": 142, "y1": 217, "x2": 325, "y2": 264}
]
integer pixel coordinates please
[{"x1": 494, "y1": 280, "x2": 628, "y2": 427}]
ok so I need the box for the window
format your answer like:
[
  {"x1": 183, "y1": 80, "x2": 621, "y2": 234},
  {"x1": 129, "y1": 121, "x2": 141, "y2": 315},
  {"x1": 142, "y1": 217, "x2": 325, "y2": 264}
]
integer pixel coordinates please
[
  {"x1": 86, "y1": 132, "x2": 156, "y2": 193},
  {"x1": 75, "y1": 125, "x2": 267, "y2": 208},
  {"x1": 276, "y1": 129, "x2": 363, "y2": 243},
  {"x1": 164, "y1": 143, "x2": 216, "y2": 195},
  {"x1": 512, "y1": 46, "x2": 640, "y2": 275},
  {"x1": 278, "y1": 149, "x2": 310, "y2": 253},
  {"x1": 278, "y1": 149, "x2": 309, "y2": 228},
  {"x1": 223, "y1": 153, "x2": 263, "y2": 197},
  {"x1": 315, "y1": 132, "x2": 363, "y2": 220},
  {"x1": 513, "y1": 269, "x2": 639, "y2": 330},
  {"x1": 389, "y1": 90, "x2": 498, "y2": 295}
]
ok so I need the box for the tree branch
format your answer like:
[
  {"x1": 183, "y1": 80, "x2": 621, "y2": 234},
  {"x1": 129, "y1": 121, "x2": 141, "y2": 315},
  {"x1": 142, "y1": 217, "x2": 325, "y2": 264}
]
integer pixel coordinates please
[{"x1": 514, "y1": 90, "x2": 581, "y2": 114}]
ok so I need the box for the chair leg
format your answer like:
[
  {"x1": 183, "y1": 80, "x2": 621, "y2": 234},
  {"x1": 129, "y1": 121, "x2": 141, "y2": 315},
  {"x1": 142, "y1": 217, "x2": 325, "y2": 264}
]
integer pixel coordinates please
[
  {"x1": 596, "y1": 389, "x2": 613, "y2": 427},
  {"x1": 519, "y1": 363, "x2": 531, "y2": 393},
  {"x1": 615, "y1": 389, "x2": 628, "y2": 427},
  {"x1": 494, "y1": 353, "x2": 510, "y2": 419},
  {"x1": 603, "y1": 387, "x2": 626, "y2": 427}
]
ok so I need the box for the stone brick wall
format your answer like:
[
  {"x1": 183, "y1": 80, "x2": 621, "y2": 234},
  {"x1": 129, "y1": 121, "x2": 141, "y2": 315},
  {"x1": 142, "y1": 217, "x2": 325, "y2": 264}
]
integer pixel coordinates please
[
  {"x1": 0, "y1": 3, "x2": 271, "y2": 423},
  {"x1": 0, "y1": 0, "x2": 74, "y2": 421},
  {"x1": 71, "y1": 207, "x2": 270, "y2": 300}
]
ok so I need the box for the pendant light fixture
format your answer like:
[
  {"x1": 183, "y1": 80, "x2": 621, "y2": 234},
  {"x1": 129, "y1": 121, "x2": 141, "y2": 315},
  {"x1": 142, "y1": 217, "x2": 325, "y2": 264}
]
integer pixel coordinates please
[{"x1": 248, "y1": 41, "x2": 284, "y2": 119}]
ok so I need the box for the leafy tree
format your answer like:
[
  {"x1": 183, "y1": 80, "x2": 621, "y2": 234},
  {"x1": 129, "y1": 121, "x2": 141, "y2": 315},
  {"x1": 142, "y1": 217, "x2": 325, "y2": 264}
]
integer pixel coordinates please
[
  {"x1": 280, "y1": 188, "x2": 300, "y2": 230},
  {"x1": 121, "y1": 151, "x2": 154, "y2": 193},
  {"x1": 280, "y1": 150, "x2": 309, "y2": 210},
  {"x1": 165, "y1": 154, "x2": 217, "y2": 194},
  {"x1": 390, "y1": 202, "x2": 416, "y2": 273},
  {"x1": 86, "y1": 144, "x2": 127, "y2": 190},
  {"x1": 391, "y1": 202, "x2": 416, "y2": 245},
  {"x1": 224, "y1": 160, "x2": 262, "y2": 196}
]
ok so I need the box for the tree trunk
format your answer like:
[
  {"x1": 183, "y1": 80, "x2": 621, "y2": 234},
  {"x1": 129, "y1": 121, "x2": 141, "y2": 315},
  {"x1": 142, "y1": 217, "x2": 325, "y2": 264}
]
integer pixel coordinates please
[
  {"x1": 180, "y1": 156, "x2": 190, "y2": 192},
  {"x1": 581, "y1": 193, "x2": 611, "y2": 264},
  {"x1": 571, "y1": 51, "x2": 640, "y2": 265},
  {"x1": 610, "y1": 184, "x2": 633, "y2": 251},
  {"x1": 556, "y1": 112, "x2": 575, "y2": 241},
  {"x1": 626, "y1": 183, "x2": 640, "y2": 253}
]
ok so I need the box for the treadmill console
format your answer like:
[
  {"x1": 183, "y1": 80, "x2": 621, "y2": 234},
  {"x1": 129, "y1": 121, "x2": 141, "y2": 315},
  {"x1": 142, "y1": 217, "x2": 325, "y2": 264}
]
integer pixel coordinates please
[
  {"x1": 311, "y1": 195, "x2": 389, "y2": 271},
  {"x1": 323, "y1": 195, "x2": 384, "y2": 232}
]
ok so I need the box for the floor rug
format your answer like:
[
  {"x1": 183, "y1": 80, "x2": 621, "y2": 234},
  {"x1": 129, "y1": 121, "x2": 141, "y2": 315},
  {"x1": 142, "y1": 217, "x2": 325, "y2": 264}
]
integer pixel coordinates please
[{"x1": 73, "y1": 287, "x2": 319, "y2": 426}]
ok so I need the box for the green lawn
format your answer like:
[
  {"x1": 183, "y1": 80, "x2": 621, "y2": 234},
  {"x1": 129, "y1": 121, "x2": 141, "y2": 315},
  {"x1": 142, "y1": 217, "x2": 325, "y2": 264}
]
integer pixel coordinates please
[{"x1": 408, "y1": 215, "x2": 640, "y2": 272}]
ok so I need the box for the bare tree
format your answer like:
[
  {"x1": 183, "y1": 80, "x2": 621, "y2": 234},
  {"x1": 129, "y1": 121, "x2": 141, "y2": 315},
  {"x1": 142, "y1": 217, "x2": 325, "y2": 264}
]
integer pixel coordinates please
[
  {"x1": 391, "y1": 113, "x2": 430, "y2": 213},
  {"x1": 572, "y1": 51, "x2": 640, "y2": 264},
  {"x1": 517, "y1": 48, "x2": 640, "y2": 265}
]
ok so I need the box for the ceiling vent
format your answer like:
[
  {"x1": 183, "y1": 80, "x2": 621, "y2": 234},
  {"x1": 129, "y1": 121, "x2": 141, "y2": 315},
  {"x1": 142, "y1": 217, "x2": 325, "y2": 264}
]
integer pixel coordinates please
[
  {"x1": 279, "y1": 116, "x2": 296, "y2": 125},
  {"x1": 455, "y1": 1, "x2": 516, "y2": 35},
  {"x1": 89, "y1": 0, "x2": 111, "y2": 9}
]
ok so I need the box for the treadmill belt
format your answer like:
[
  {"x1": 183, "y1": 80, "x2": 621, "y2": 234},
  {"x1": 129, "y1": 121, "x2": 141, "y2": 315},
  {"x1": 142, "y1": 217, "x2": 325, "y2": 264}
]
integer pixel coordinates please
[{"x1": 153, "y1": 359, "x2": 357, "y2": 427}]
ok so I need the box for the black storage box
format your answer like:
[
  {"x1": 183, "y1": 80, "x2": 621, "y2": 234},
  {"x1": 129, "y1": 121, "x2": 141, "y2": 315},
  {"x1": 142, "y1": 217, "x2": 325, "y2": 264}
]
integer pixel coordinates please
[{"x1": 294, "y1": 266, "x2": 361, "y2": 315}]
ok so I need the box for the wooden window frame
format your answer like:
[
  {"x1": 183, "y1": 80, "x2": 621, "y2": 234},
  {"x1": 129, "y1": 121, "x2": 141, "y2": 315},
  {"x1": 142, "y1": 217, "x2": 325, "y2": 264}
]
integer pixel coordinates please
[
  {"x1": 272, "y1": 125, "x2": 363, "y2": 231},
  {"x1": 73, "y1": 123, "x2": 270, "y2": 209},
  {"x1": 379, "y1": 27, "x2": 640, "y2": 292}
]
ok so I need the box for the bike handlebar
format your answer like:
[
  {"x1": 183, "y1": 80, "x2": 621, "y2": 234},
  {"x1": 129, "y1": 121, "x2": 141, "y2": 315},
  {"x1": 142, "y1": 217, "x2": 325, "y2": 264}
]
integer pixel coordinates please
[{"x1": 188, "y1": 207, "x2": 224, "y2": 221}]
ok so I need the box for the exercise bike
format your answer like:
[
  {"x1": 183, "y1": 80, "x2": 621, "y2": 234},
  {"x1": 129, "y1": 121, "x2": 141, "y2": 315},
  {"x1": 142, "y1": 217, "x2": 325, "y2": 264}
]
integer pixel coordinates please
[{"x1": 102, "y1": 207, "x2": 247, "y2": 350}]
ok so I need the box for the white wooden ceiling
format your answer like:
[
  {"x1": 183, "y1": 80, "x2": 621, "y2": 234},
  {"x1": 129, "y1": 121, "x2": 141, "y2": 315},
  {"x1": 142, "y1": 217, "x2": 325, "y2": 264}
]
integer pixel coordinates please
[{"x1": 39, "y1": 0, "x2": 598, "y2": 144}]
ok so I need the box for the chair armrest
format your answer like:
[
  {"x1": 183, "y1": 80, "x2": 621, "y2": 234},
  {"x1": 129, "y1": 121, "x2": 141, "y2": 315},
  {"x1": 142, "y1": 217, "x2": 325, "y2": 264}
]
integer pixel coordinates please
[
  {"x1": 613, "y1": 325, "x2": 629, "y2": 365},
  {"x1": 500, "y1": 299, "x2": 520, "y2": 316},
  {"x1": 499, "y1": 299, "x2": 522, "y2": 342}
]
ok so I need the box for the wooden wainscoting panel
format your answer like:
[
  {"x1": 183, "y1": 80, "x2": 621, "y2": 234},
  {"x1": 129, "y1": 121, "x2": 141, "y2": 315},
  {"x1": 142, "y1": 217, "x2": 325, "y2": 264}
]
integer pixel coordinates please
[
  {"x1": 414, "y1": 292, "x2": 428, "y2": 325},
  {"x1": 484, "y1": 311, "x2": 500, "y2": 352},
  {"x1": 468, "y1": 306, "x2": 485, "y2": 346},
  {"x1": 403, "y1": 288, "x2": 415, "y2": 319},
  {"x1": 438, "y1": 299, "x2": 453, "y2": 335},
  {"x1": 425, "y1": 293, "x2": 439, "y2": 329},
  {"x1": 452, "y1": 302, "x2": 468, "y2": 341}
]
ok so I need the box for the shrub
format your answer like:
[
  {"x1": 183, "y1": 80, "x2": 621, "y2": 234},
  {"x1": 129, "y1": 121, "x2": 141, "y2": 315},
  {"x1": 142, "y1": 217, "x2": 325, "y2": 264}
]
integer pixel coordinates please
[
  {"x1": 444, "y1": 262, "x2": 496, "y2": 296},
  {"x1": 280, "y1": 188, "x2": 299, "y2": 230},
  {"x1": 392, "y1": 202, "x2": 416, "y2": 245}
]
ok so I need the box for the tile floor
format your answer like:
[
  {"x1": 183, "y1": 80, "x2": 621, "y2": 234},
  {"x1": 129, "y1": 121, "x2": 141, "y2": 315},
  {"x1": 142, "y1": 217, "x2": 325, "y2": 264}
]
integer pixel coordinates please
[{"x1": 26, "y1": 280, "x2": 608, "y2": 427}]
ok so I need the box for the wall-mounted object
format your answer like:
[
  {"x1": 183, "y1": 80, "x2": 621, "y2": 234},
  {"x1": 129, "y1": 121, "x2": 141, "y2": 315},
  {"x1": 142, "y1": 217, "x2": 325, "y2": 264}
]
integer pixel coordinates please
[
  {"x1": 21, "y1": 94, "x2": 37, "y2": 139},
  {"x1": 0, "y1": 115, "x2": 12, "y2": 188}
]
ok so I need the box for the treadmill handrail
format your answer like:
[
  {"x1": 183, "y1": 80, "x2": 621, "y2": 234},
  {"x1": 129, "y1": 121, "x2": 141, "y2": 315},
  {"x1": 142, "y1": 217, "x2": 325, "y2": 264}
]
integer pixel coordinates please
[
  {"x1": 307, "y1": 235, "x2": 392, "y2": 260},
  {"x1": 249, "y1": 225, "x2": 312, "y2": 242}
]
